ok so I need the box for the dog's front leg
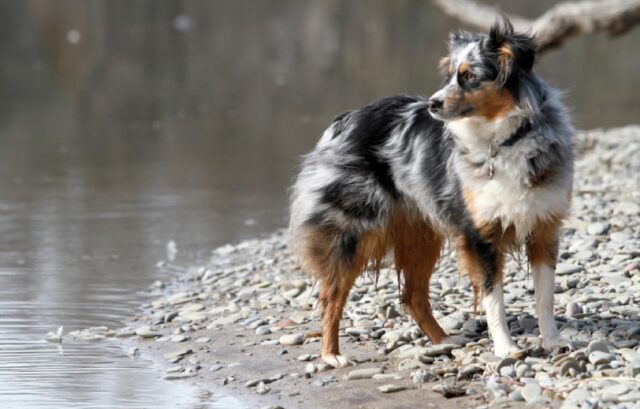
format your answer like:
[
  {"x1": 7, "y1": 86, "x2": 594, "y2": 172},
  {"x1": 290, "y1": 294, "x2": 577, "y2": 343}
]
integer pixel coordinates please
[
  {"x1": 483, "y1": 283, "x2": 522, "y2": 357},
  {"x1": 458, "y1": 235, "x2": 521, "y2": 358},
  {"x1": 527, "y1": 221, "x2": 569, "y2": 351}
]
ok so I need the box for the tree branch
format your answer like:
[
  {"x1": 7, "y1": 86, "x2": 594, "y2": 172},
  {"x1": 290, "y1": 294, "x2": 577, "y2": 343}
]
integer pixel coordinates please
[{"x1": 432, "y1": 0, "x2": 640, "y2": 53}]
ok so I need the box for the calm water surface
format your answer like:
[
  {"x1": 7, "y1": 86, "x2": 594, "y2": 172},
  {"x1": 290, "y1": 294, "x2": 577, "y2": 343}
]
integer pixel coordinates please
[{"x1": 0, "y1": 1, "x2": 637, "y2": 408}]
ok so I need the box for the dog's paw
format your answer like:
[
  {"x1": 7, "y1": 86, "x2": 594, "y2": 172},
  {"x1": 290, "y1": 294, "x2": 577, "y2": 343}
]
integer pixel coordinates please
[
  {"x1": 322, "y1": 353, "x2": 350, "y2": 368},
  {"x1": 494, "y1": 342, "x2": 526, "y2": 360},
  {"x1": 543, "y1": 336, "x2": 574, "y2": 353}
]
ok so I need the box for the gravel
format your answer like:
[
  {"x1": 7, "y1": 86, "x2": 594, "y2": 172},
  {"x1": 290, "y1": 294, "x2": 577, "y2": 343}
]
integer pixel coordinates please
[{"x1": 68, "y1": 127, "x2": 640, "y2": 408}]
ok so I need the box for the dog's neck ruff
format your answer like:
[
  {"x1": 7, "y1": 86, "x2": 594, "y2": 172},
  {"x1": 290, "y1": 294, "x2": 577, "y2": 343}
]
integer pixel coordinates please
[{"x1": 455, "y1": 118, "x2": 532, "y2": 179}]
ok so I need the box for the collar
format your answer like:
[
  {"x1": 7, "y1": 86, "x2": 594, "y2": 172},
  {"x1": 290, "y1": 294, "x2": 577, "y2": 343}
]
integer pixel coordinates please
[{"x1": 499, "y1": 119, "x2": 532, "y2": 148}]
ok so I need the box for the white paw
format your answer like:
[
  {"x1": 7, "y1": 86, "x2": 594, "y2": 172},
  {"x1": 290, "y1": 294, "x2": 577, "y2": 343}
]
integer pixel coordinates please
[
  {"x1": 494, "y1": 341, "x2": 525, "y2": 359},
  {"x1": 543, "y1": 336, "x2": 574, "y2": 352},
  {"x1": 322, "y1": 354, "x2": 350, "y2": 368}
]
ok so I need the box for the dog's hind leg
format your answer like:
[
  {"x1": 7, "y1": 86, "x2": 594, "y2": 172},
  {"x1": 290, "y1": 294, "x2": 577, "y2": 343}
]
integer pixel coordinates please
[
  {"x1": 393, "y1": 216, "x2": 448, "y2": 344},
  {"x1": 307, "y1": 228, "x2": 386, "y2": 368},
  {"x1": 318, "y1": 267, "x2": 359, "y2": 368}
]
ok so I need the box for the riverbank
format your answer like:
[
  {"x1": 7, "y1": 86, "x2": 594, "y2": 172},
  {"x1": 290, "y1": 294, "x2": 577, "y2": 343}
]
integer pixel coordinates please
[{"x1": 78, "y1": 126, "x2": 640, "y2": 408}]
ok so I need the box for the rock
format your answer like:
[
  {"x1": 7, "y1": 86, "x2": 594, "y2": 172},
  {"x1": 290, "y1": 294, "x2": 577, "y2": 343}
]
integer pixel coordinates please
[
  {"x1": 432, "y1": 383, "x2": 467, "y2": 398},
  {"x1": 601, "y1": 383, "x2": 630, "y2": 396},
  {"x1": 556, "y1": 263, "x2": 583, "y2": 275},
  {"x1": 256, "y1": 326, "x2": 271, "y2": 336},
  {"x1": 457, "y1": 365, "x2": 483, "y2": 380},
  {"x1": 135, "y1": 325, "x2": 161, "y2": 338},
  {"x1": 559, "y1": 358, "x2": 582, "y2": 376},
  {"x1": 499, "y1": 366, "x2": 516, "y2": 378},
  {"x1": 588, "y1": 351, "x2": 614, "y2": 365},
  {"x1": 194, "y1": 337, "x2": 210, "y2": 343},
  {"x1": 587, "y1": 222, "x2": 609, "y2": 235},
  {"x1": 279, "y1": 333, "x2": 304, "y2": 346},
  {"x1": 305, "y1": 363, "x2": 317, "y2": 374},
  {"x1": 378, "y1": 384, "x2": 407, "y2": 393},
  {"x1": 625, "y1": 363, "x2": 640, "y2": 377},
  {"x1": 162, "y1": 348, "x2": 192, "y2": 362},
  {"x1": 423, "y1": 344, "x2": 458, "y2": 357},
  {"x1": 255, "y1": 381, "x2": 270, "y2": 395},
  {"x1": 345, "y1": 368, "x2": 383, "y2": 380},
  {"x1": 566, "y1": 302, "x2": 583, "y2": 318},
  {"x1": 587, "y1": 340, "x2": 610, "y2": 354},
  {"x1": 508, "y1": 390, "x2": 524, "y2": 401},
  {"x1": 372, "y1": 373, "x2": 403, "y2": 381},
  {"x1": 439, "y1": 315, "x2": 462, "y2": 331},
  {"x1": 411, "y1": 369, "x2": 436, "y2": 384},
  {"x1": 496, "y1": 357, "x2": 518, "y2": 374},
  {"x1": 521, "y1": 383, "x2": 542, "y2": 403},
  {"x1": 619, "y1": 348, "x2": 640, "y2": 363},
  {"x1": 565, "y1": 387, "x2": 591, "y2": 403}
]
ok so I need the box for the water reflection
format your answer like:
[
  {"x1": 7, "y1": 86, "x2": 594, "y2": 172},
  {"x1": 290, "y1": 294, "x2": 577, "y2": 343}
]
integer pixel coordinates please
[{"x1": 0, "y1": 1, "x2": 637, "y2": 408}]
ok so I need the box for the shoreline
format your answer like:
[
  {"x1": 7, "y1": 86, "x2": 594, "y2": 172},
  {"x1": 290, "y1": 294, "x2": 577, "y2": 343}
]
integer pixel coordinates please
[{"x1": 76, "y1": 126, "x2": 640, "y2": 408}]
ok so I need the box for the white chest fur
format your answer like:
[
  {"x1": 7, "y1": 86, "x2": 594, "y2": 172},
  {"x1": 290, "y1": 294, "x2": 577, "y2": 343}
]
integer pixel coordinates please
[{"x1": 447, "y1": 117, "x2": 571, "y2": 243}]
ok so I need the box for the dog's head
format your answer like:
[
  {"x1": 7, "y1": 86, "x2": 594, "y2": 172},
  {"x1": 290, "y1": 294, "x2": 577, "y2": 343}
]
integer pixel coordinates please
[{"x1": 428, "y1": 18, "x2": 536, "y2": 121}]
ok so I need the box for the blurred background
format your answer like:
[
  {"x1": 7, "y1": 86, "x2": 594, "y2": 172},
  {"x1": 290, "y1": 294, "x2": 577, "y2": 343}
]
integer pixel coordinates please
[{"x1": 0, "y1": 1, "x2": 637, "y2": 408}]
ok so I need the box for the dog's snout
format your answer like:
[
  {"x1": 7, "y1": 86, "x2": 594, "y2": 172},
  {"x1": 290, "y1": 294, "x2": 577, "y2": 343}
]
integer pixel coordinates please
[{"x1": 427, "y1": 98, "x2": 443, "y2": 111}]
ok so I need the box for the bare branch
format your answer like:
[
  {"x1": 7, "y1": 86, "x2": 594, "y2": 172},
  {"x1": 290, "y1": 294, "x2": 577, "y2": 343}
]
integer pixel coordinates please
[{"x1": 432, "y1": 0, "x2": 640, "y2": 53}]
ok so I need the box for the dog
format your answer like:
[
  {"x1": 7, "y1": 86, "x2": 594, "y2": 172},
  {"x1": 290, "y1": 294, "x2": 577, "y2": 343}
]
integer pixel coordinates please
[{"x1": 289, "y1": 18, "x2": 574, "y2": 367}]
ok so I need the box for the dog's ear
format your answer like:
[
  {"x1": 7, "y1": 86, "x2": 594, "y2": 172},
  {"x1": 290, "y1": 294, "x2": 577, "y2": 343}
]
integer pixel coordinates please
[
  {"x1": 448, "y1": 30, "x2": 469, "y2": 48},
  {"x1": 488, "y1": 16, "x2": 536, "y2": 86}
]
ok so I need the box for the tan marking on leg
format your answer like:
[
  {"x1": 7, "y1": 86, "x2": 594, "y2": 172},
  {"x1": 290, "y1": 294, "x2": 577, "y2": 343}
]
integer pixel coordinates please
[
  {"x1": 297, "y1": 225, "x2": 390, "y2": 362},
  {"x1": 389, "y1": 211, "x2": 447, "y2": 344}
]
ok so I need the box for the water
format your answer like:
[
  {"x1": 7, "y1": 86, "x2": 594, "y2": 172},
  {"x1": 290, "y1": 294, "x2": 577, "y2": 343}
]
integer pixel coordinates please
[{"x1": 0, "y1": 1, "x2": 637, "y2": 408}]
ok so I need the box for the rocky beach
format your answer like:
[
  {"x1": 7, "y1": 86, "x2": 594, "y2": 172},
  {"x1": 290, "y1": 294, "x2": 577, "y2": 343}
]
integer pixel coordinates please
[{"x1": 68, "y1": 126, "x2": 640, "y2": 408}]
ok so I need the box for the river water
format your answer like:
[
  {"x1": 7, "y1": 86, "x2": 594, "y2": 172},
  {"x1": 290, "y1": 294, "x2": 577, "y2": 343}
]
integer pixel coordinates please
[{"x1": 0, "y1": 1, "x2": 637, "y2": 408}]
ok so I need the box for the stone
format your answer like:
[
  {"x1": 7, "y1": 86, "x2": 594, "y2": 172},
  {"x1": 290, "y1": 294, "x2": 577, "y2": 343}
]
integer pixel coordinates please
[
  {"x1": 279, "y1": 333, "x2": 304, "y2": 346},
  {"x1": 412, "y1": 369, "x2": 436, "y2": 384},
  {"x1": 163, "y1": 348, "x2": 192, "y2": 363},
  {"x1": 423, "y1": 344, "x2": 458, "y2": 357},
  {"x1": 565, "y1": 387, "x2": 591, "y2": 403},
  {"x1": 559, "y1": 358, "x2": 582, "y2": 376},
  {"x1": 378, "y1": 384, "x2": 406, "y2": 393},
  {"x1": 587, "y1": 340, "x2": 610, "y2": 354},
  {"x1": 255, "y1": 381, "x2": 270, "y2": 395},
  {"x1": 508, "y1": 390, "x2": 524, "y2": 401},
  {"x1": 588, "y1": 351, "x2": 614, "y2": 365},
  {"x1": 556, "y1": 263, "x2": 583, "y2": 275},
  {"x1": 521, "y1": 383, "x2": 542, "y2": 403},
  {"x1": 135, "y1": 326, "x2": 161, "y2": 338},
  {"x1": 305, "y1": 363, "x2": 317, "y2": 374},
  {"x1": 256, "y1": 326, "x2": 271, "y2": 336},
  {"x1": 587, "y1": 222, "x2": 609, "y2": 235},
  {"x1": 619, "y1": 348, "x2": 640, "y2": 363},
  {"x1": 345, "y1": 368, "x2": 383, "y2": 380}
]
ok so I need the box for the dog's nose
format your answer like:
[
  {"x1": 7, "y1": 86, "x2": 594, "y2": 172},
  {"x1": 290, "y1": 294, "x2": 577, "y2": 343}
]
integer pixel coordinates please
[{"x1": 427, "y1": 98, "x2": 443, "y2": 111}]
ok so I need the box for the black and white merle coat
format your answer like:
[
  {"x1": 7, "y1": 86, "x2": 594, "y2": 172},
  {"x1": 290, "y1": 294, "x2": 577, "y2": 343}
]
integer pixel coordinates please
[{"x1": 290, "y1": 19, "x2": 574, "y2": 362}]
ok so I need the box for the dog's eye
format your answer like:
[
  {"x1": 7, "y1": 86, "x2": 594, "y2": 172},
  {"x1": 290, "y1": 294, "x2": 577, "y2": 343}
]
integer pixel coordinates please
[{"x1": 462, "y1": 72, "x2": 476, "y2": 82}]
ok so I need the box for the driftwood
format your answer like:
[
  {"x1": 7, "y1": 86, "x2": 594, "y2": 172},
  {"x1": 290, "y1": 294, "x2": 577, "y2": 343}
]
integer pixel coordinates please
[{"x1": 432, "y1": 0, "x2": 640, "y2": 52}]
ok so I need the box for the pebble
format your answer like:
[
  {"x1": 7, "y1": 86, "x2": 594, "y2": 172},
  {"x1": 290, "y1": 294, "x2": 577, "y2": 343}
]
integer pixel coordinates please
[
  {"x1": 114, "y1": 128, "x2": 640, "y2": 409},
  {"x1": 587, "y1": 340, "x2": 610, "y2": 354},
  {"x1": 411, "y1": 369, "x2": 436, "y2": 384},
  {"x1": 587, "y1": 222, "x2": 609, "y2": 235},
  {"x1": 619, "y1": 348, "x2": 640, "y2": 363},
  {"x1": 588, "y1": 351, "x2": 614, "y2": 365},
  {"x1": 378, "y1": 384, "x2": 406, "y2": 393},
  {"x1": 135, "y1": 326, "x2": 161, "y2": 338},
  {"x1": 345, "y1": 368, "x2": 382, "y2": 380},
  {"x1": 520, "y1": 383, "x2": 542, "y2": 403},
  {"x1": 278, "y1": 333, "x2": 304, "y2": 346}
]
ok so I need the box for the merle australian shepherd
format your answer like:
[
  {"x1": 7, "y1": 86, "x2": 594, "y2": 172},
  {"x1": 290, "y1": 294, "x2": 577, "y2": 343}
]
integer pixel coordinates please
[{"x1": 289, "y1": 18, "x2": 573, "y2": 367}]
